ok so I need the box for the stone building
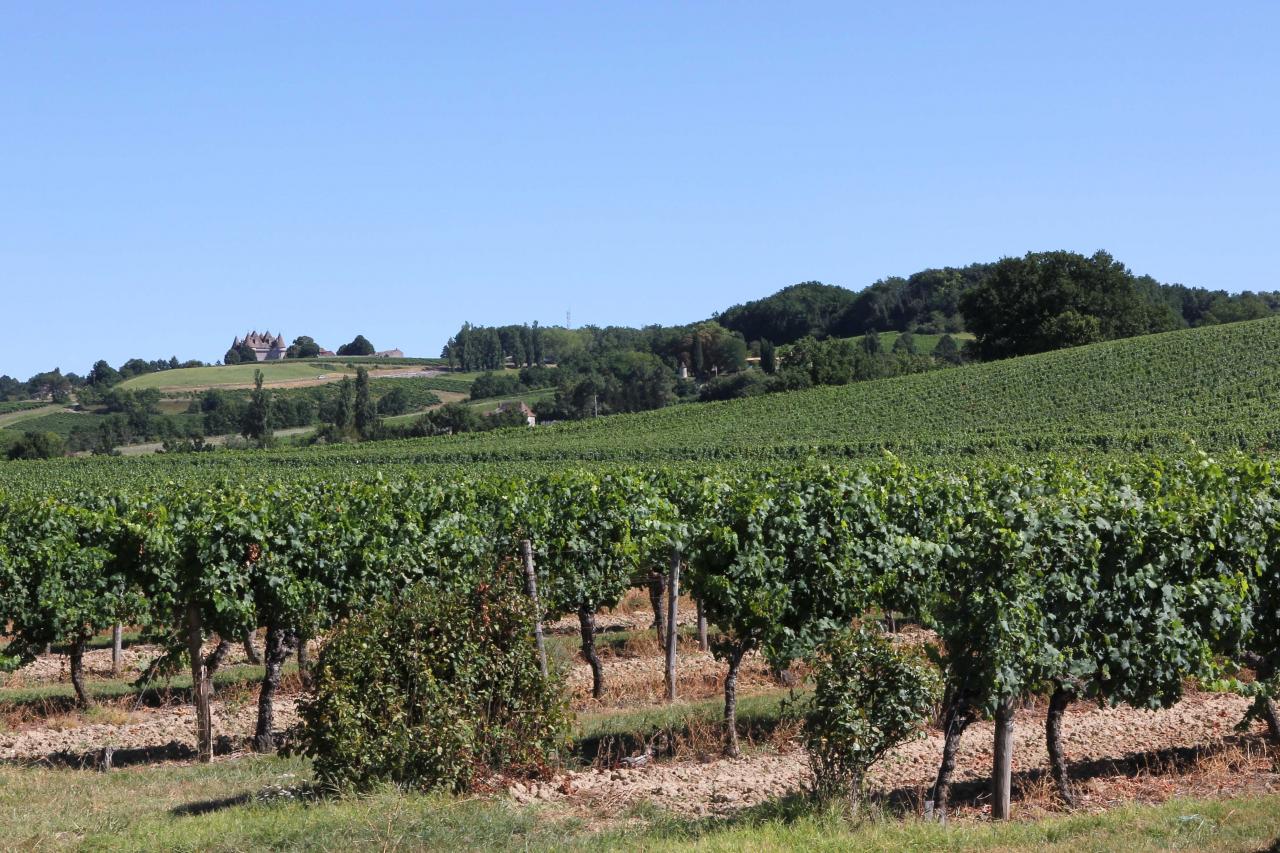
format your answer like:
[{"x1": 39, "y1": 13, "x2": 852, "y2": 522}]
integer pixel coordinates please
[{"x1": 232, "y1": 331, "x2": 287, "y2": 361}]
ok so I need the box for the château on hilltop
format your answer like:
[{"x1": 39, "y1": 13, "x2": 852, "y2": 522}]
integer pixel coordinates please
[{"x1": 231, "y1": 331, "x2": 286, "y2": 361}]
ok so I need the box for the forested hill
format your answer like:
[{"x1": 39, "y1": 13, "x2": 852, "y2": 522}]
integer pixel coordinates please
[
  {"x1": 715, "y1": 251, "x2": 1280, "y2": 346},
  {"x1": 13, "y1": 314, "x2": 1280, "y2": 484}
]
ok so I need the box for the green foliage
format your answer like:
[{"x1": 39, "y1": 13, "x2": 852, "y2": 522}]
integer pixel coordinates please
[
  {"x1": 759, "y1": 339, "x2": 777, "y2": 374},
  {"x1": 223, "y1": 342, "x2": 257, "y2": 365},
  {"x1": 87, "y1": 360, "x2": 122, "y2": 388},
  {"x1": 337, "y1": 335, "x2": 376, "y2": 357},
  {"x1": 933, "y1": 333, "x2": 962, "y2": 364},
  {"x1": 470, "y1": 371, "x2": 524, "y2": 400},
  {"x1": 891, "y1": 330, "x2": 917, "y2": 355},
  {"x1": 6, "y1": 431, "x2": 65, "y2": 460},
  {"x1": 241, "y1": 370, "x2": 272, "y2": 444},
  {"x1": 300, "y1": 578, "x2": 568, "y2": 793},
  {"x1": 799, "y1": 625, "x2": 940, "y2": 810},
  {"x1": 353, "y1": 368, "x2": 378, "y2": 439},
  {"x1": 717, "y1": 282, "x2": 860, "y2": 345},
  {"x1": 375, "y1": 385, "x2": 410, "y2": 415},
  {"x1": 285, "y1": 336, "x2": 321, "y2": 359},
  {"x1": 530, "y1": 470, "x2": 667, "y2": 618},
  {"x1": 961, "y1": 250, "x2": 1183, "y2": 359}
]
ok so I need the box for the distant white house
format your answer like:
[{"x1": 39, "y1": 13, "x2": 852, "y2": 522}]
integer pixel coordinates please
[{"x1": 491, "y1": 401, "x2": 536, "y2": 427}]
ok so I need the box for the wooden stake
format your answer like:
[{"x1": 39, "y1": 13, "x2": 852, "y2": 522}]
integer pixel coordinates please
[
  {"x1": 185, "y1": 604, "x2": 213, "y2": 763},
  {"x1": 665, "y1": 547, "x2": 680, "y2": 702},
  {"x1": 521, "y1": 539, "x2": 548, "y2": 676},
  {"x1": 696, "y1": 598, "x2": 708, "y2": 652},
  {"x1": 111, "y1": 624, "x2": 123, "y2": 677},
  {"x1": 992, "y1": 698, "x2": 1015, "y2": 819}
]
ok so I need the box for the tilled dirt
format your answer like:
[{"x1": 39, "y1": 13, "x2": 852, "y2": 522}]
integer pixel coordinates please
[
  {"x1": 0, "y1": 697, "x2": 300, "y2": 762},
  {"x1": 0, "y1": 638, "x2": 260, "y2": 688},
  {"x1": 547, "y1": 607, "x2": 699, "y2": 636},
  {"x1": 564, "y1": 648, "x2": 775, "y2": 710},
  {"x1": 513, "y1": 691, "x2": 1272, "y2": 819},
  {"x1": 6, "y1": 634, "x2": 1277, "y2": 826}
]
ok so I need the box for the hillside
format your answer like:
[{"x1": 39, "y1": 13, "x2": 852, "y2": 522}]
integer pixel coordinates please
[
  {"x1": 10, "y1": 315, "x2": 1278, "y2": 479},
  {"x1": 318, "y1": 314, "x2": 1280, "y2": 464}
]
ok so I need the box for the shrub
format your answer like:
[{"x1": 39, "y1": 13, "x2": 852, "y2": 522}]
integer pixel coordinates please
[
  {"x1": 800, "y1": 625, "x2": 940, "y2": 813},
  {"x1": 299, "y1": 575, "x2": 568, "y2": 793},
  {"x1": 6, "y1": 431, "x2": 65, "y2": 460},
  {"x1": 470, "y1": 371, "x2": 523, "y2": 400}
]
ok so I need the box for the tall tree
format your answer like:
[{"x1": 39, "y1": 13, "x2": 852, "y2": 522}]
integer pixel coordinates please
[
  {"x1": 759, "y1": 339, "x2": 777, "y2": 375},
  {"x1": 337, "y1": 335, "x2": 376, "y2": 357},
  {"x1": 286, "y1": 336, "x2": 321, "y2": 359},
  {"x1": 333, "y1": 376, "x2": 354, "y2": 431},
  {"x1": 354, "y1": 368, "x2": 378, "y2": 439},
  {"x1": 934, "y1": 334, "x2": 962, "y2": 364},
  {"x1": 242, "y1": 370, "x2": 273, "y2": 445}
]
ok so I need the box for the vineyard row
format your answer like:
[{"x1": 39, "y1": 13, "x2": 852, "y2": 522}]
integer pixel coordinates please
[{"x1": 2, "y1": 453, "x2": 1280, "y2": 817}]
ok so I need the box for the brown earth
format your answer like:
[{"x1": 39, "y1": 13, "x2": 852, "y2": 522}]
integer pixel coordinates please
[
  {"x1": 514, "y1": 690, "x2": 1275, "y2": 821},
  {"x1": 5, "y1": 630, "x2": 1278, "y2": 827}
]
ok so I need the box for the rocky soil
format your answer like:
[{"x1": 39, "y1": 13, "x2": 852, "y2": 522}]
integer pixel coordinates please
[
  {"x1": 0, "y1": 697, "x2": 301, "y2": 763},
  {"x1": 514, "y1": 690, "x2": 1274, "y2": 819},
  {"x1": 5, "y1": 631, "x2": 1277, "y2": 825},
  {"x1": 0, "y1": 638, "x2": 262, "y2": 688}
]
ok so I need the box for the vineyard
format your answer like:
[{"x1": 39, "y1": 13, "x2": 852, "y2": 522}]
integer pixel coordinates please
[
  {"x1": 5, "y1": 320, "x2": 1280, "y2": 847},
  {"x1": 3, "y1": 454, "x2": 1280, "y2": 839}
]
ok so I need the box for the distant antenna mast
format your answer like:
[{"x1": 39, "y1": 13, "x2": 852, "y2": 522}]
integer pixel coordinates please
[{"x1": 565, "y1": 309, "x2": 571, "y2": 329}]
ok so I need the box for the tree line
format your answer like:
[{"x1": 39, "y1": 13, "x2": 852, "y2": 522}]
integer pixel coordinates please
[{"x1": 715, "y1": 250, "x2": 1280, "y2": 357}]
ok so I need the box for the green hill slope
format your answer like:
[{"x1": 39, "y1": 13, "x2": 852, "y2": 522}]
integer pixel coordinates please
[
  {"x1": 199, "y1": 316, "x2": 1280, "y2": 466},
  {"x1": 346, "y1": 315, "x2": 1280, "y2": 464},
  {"x1": 8, "y1": 317, "x2": 1280, "y2": 476}
]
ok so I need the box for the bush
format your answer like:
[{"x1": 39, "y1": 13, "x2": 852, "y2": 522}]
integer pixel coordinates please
[
  {"x1": 800, "y1": 625, "x2": 940, "y2": 813},
  {"x1": 299, "y1": 575, "x2": 568, "y2": 793},
  {"x1": 6, "y1": 431, "x2": 65, "y2": 460},
  {"x1": 470, "y1": 371, "x2": 523, "y2": 400},
  {"x1": 376, "y1": 386, "x2": 410, "y2": 415}
]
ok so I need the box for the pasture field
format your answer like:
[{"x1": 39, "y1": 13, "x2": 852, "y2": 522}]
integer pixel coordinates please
[
  {"x1": 117, "y1": 360, "x2": 442, "y2": 392},
  {"x1": 118, "y1": 362, "x2": 360, "y2": 390},
  {"x1": 870, "y1": 330, "x2": 975, "y2": 354}
]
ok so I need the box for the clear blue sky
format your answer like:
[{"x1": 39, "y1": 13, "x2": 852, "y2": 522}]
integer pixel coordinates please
[{"x1": 2, "y1": 2, "x2": 1277, "y2": 378}]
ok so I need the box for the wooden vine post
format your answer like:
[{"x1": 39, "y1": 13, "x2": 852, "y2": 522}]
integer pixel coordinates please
[
  {"x1": 992, "y1": 698, "x2": 1015, "y2": 819},
  {"x1": 521, "y1": 539, "x2": 548, "y2": 676},
  {"x1": 111, "y1": 624, "x2": 123, "y2": 677},
  {"x1": 665, "y1": 547, "x2": 680, "y2": 702},
  {"x1": 696, "y1": 599, "x2": 708, "y2": 652},
  {"x1": 184, "y1": 604, "x2": 214, "y2": 762}
]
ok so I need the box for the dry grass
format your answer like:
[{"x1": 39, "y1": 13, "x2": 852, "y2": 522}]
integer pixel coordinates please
[{"x1": 610, "y1": 588, "x2": 655, "y2": 617}]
